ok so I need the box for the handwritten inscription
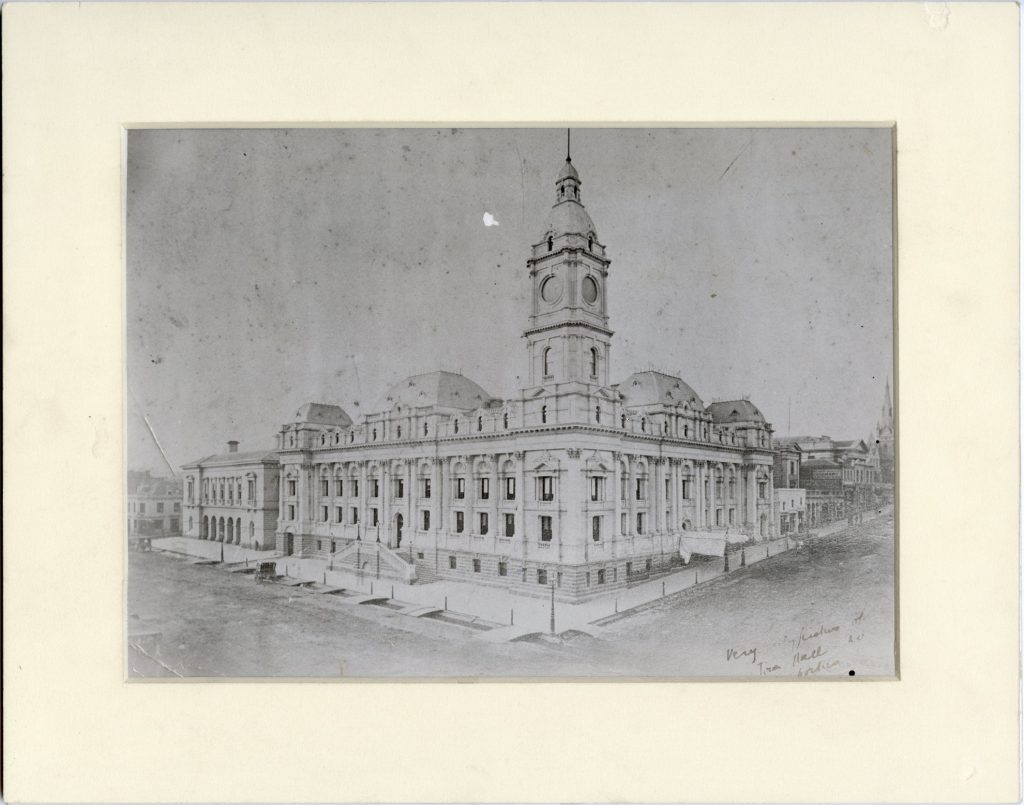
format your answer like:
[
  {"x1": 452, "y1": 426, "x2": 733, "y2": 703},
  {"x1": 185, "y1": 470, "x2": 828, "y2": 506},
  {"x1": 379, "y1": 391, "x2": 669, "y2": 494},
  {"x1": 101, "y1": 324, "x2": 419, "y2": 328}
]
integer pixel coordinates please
[{"x1": 718, "y1": 610, "x2": 872, "y2": 677}]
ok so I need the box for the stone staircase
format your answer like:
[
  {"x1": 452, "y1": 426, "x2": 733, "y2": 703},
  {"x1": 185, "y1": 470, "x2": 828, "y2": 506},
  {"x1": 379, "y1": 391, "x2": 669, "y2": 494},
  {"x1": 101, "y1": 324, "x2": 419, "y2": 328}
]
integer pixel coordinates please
[{"x1": 330, "y1": 540, "x2": 417, "y2": 583}]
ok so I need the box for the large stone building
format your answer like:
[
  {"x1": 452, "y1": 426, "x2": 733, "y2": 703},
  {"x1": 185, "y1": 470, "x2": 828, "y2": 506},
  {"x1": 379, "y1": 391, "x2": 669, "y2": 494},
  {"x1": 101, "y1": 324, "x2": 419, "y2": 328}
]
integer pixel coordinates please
[
  {"x1": 181, "y1": 441, "x2": 280, "y2": 550},
  {"x1": 218, "y1": 149, "x2": 779, "y2": 598}
]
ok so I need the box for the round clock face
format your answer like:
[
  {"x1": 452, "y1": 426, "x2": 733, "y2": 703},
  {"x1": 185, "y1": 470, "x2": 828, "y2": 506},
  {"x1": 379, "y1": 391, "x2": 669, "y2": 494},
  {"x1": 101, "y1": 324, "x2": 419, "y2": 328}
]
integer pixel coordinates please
[
  {"x1": 582, "y1": 275, "x2": 599, "y2": 304},
  {"x1": 540, "y1": 275, "x2": 562, "y2": 303}
]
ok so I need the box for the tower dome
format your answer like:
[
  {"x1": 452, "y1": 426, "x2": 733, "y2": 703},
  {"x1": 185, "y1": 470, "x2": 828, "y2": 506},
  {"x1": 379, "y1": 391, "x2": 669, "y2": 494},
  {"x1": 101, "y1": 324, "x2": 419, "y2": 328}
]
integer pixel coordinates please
[{"x1": 543, "y1": 157, "x2": 597, "y2": 240}]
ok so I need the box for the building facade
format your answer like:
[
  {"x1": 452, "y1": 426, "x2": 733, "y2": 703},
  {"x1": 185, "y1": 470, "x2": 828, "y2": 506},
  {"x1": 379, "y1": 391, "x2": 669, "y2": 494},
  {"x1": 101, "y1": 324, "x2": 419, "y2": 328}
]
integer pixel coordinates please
[
  {"x1": 128, "y1": 472, "x2": 183, "y2": 539},
  {"x1": 260, "y1": 151, "x2": 777, "y2": 598},
  {"x1": 775, "y1": 488, "x2": 806, "y2": 535},
  {"x1": 181, "y1": 442, "x2": 281, "y2": 550}
]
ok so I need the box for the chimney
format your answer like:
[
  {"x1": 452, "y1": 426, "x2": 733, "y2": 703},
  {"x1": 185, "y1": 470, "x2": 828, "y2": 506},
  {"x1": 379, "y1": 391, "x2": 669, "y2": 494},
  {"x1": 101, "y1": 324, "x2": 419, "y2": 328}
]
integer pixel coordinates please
[{"x1": 227, "y1": 440, "x2": 239, "y2": 453}]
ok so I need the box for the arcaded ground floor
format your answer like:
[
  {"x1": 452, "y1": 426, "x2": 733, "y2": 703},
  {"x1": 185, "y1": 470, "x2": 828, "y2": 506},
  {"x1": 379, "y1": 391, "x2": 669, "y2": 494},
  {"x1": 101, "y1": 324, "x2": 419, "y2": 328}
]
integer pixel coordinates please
[{"x1": 127, "y1": 510, "x2": 895, "y2": 678}]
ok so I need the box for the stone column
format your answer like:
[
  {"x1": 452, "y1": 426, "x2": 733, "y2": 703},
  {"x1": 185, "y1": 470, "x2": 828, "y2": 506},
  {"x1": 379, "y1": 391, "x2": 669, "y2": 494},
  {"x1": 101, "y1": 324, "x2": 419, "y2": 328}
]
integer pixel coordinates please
[
  {"x1": 746, "y1": 464, "x2": 757, "y2": 535},
  {"x1": 626, "y1": 456, "x2": 635, "y2": 536},
  {"x1": 382, "y1": 463, "x2": 391, "y2": 546},
  {"x1": 431, "y1": 458, "x2": 441, "y2": 535},
  {"x1": 613, "y1": 452, "x2": 622, "y2": 540},
  {"x1": 708, "y1": 462, "x2": 717, "y2": 529},
  {"x1": 508, "y1": 452, "x2": 521, "y2": 558},
  {"x1": 489, "y1": 453, "x2": 499, "y2": 541},
  {"x1": 358, "y1": 462, "x2": 367, "y2": 534}
]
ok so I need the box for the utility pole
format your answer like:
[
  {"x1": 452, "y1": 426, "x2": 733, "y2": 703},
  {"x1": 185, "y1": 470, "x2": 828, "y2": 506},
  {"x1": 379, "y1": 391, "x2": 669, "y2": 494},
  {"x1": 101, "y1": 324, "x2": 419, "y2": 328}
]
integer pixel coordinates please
[{"x1": 549, "y1": 582, "x2": 556, "y2": 635}]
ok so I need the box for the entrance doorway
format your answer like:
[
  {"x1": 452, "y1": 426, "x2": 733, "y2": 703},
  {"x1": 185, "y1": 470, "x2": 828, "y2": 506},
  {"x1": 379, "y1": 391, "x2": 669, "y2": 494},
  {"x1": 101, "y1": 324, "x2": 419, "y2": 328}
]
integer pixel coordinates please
[
  {"x1": 285, "y1": 533, "x2": 294, "y2": 556},
  {"x1": 395, "y1": 514, "x2": 404, "y2": 548}
]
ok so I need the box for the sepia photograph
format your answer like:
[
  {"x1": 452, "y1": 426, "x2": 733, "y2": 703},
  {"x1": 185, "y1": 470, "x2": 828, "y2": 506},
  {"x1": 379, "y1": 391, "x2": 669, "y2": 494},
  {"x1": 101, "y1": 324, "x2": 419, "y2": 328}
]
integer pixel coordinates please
[{"x1": 126, "y1": 126, "x2": 896, "y2": 679}]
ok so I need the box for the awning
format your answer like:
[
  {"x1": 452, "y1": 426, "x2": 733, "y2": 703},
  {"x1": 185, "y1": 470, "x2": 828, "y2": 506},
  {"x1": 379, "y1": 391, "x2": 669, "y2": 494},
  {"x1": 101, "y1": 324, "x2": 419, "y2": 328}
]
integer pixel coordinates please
[{"x1": 680, "y1": 531, "x2": 727, "y2": 558}]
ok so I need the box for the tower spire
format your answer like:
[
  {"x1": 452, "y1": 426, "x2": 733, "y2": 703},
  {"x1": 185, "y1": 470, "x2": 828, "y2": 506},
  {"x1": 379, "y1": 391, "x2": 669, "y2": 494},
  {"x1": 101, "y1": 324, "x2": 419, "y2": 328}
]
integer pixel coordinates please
[{"x1": 567, "y1": 128, "x2": 571, "y2": 162}]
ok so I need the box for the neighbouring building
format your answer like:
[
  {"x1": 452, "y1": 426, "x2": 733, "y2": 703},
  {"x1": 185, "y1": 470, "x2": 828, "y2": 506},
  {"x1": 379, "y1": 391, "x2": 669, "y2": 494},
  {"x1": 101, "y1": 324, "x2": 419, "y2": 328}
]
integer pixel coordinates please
[
  {"x1": 181, "y1": 441, "x2": 280, "y2": 550},
  {"x1": 183, "y1": 145, "x2": 778, "y2": 598},
  {"x1": 871, "y1": 377, "x2": 895, "y2": 488},
  {"x1": 775, "y1": 487, "x2": 806, "y2": 535},
  {"x1": 128, "y1": 471, "x2": 183, "y2": 539}
]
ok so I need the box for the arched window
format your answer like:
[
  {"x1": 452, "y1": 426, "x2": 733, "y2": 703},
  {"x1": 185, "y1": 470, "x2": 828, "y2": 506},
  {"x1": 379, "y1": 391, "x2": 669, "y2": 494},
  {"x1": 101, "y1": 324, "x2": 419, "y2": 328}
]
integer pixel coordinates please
[
  {"x1": 477, "y1": 416, "x2": 482, "y2": 432},
  {"x1": 684, "y1": 423, "x2": 690, "y2": 438},
  {"x1": 543, "y1": 347, "x2": 552, "y2": 377},
  {"x1": 595, "y1": 405, "x2": 601, "y2": 423},
  {"x1": 547, "y1": 236, "x2": 553, "y2": 252},
  {"x1": 320, "y1": 433, "x2": 326, "y2": 446},
  {"x1": 641, "y1": 418, "x2": 646, "y2": 432},
  {"x1": 397, "y1": 425, "x2": 402, "y2": 438},
  {"x1": 350, "y1": 432, "x2": 354, "y2": 443},
  {"x1": 621, "y1": 413, "x2": 626, "y2": 428},
  {"x1": 663, "y1": 421, "x2": 668, "y2": 434},
  {"x1": 588, "y1": 236, "x2": 593, "y2": 251},
  {"x1": 590, "y1": 347, "x2": 598, "y2": 377},
  {"x1": 423, "y1": 421, "x2": 428, "y2": 436},
  {"x1": 454, "y1": 419, "x2": 460, "y2": 434},
  {"x1": 503, "y1": 413, "x2": 509, "y2": 429},
  {"x1": 249, "y1": 521, "x2": 254, "y2": 538},
  {"x1": 541, "y1": 405, "x2": 548, "y2": 424},
  {"x1": 372, "y1": 428, "x2": 377, "y2": 441}
]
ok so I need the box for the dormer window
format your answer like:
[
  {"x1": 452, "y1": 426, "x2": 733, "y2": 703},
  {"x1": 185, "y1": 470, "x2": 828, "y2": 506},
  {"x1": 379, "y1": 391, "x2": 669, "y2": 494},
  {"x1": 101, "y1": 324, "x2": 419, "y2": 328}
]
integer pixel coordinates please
[
  {"x1": 588, "y1": 236, "x2": 593, "y2": 251},
  {"x1": 547, "y1": 236, "x2": 553, "y2": 252},
  {"x1": 595, "y1": 405, "x2": 601, "y2": 423},
  {"x1": 541, "y1": 405, "x2": 548, "y2": 424},
  {"x1": 454, "y1": 420, "x2": 460, "y2": 434},
  {"x1": 503, "y1": 413, "x2": 509, "y2": 429},
  {"x1": 477, "y1": 416, "x2": 482, "y2": 432}
]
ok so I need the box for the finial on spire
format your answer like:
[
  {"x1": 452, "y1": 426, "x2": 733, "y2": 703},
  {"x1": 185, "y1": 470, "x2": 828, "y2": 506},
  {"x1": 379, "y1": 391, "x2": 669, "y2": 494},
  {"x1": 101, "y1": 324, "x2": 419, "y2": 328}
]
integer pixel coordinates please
[{"x1": 567, "y1": 128, "x2": 571, "y2": 163}]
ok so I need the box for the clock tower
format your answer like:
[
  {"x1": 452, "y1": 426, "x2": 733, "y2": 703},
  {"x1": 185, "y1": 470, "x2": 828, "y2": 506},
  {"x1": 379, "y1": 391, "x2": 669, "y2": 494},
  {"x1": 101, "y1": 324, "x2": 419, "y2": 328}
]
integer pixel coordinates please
[{"x1": 525, "y1": 146, "x2": 613, "y2": 390}]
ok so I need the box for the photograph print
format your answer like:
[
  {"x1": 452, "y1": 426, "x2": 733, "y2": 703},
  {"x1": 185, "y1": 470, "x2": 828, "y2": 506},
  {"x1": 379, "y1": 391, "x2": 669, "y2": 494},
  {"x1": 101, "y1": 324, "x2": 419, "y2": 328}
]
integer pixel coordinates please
[{"x1": 126, "y1": 126, "x2": 895, "y2": 679}]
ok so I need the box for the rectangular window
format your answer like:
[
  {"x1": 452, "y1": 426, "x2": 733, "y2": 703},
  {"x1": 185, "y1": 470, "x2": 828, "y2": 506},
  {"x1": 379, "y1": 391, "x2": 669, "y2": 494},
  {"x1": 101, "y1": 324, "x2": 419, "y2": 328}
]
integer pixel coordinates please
[
  {"x1": 456, "y1": 478, "x2": 465, "y2": 499},
  {"x1": 351, "y1": 507, "x2": 359, "y2": 525},
  {"x1": 621, "y1": 512, "x2": 627, "y2": 534},
  {"x1": 715, "y1": 509, "x2": 723, "y2": 526},
  {"x1": 449, "y1": 555, "x2": 457, "y2": 569},
  {"x1": 537, "y1": 569, "x2": 548, "y2": 585},
  {"x1": 422, "y1": 510, "x2": 430, "y2": 531},
  {"x1": 157, "y1": 502, "x2": 164, "y2": 513},
  {"x1": 620, "y1": 477, "x2": 627, "y2": 501},
  {"x1": 612, "y1": 567, "x2": 618, "y2": 582},
  {"x1": 504, "y1": 513, "x2": 515, "y2": 537},
  {"x1": 626, "y1": 561, "x2": 633, "y2": 576},
  {"x1": 498, "y1": 561, "x2": 508, "y2": 577},
  {"x1": 456, "y1": 511, "x2": 465, "y2": 533},
  {"x1": 473, "y1": 558, "x2": 481, "y2": 573},
  {"x1": 758, "y1": 482, "x2": 767, "y2": 500},
  {"x1": 288, "y1": 480, "x2": 296, "y2": 496},
  {"x1": 139, "y1": 503, "x2": 146, "y2": 514},
  {"x1": 174, "y1": 502, "x2": 181, "y2": 512},
  {"x1": 371, "y1": 479, "x2": 380, "y2": 498},
  {"x1": 728, "y1": 508, "x2": 735, "y2": 525},
  {"x1": 288, "y1": 504, "x2": 295, "y2": 520},
  {"x1": 590, "y1": 477, "x2": 604, "y2": 502},
  {"x1": 665, "y1": 478, "x2": 671, "y2": 499},
  {"x1": 597, "y1": 569, "x2": 606, "y2": 585},
  {"x1": 480, "y1": 477, "x2": 490, "y2": 500},
  {"x1": 479, "y1": 512, "x2": 489, "y2": 535},
  {"x1": 335, "y1": 506, "x2": 343, "y2": 523},
  {"x1": 592, "y1": 515, "x2": 601, "y2": 541},
  {"x1": 423, "y1": 478, "x2": 432, "y2": 499},
  {"x1": 170, "y1": 518, "x2": 179, "y2": 531},
  {"x1": 317, "y1": 540, "x2": 323, "y2": 552},
  {"x1": 372, "y1": 508, "x2": 379, "y2": 526},
  {"x1": 585, "y1": 571, "x2": 591, "y2": 587},
  {"x1": 505, "y1": 477, "x2": 516, "y2": 500},
  {"x1": 321, "y1": 506, "x2": 328, "y2": 522},
  {"x1": 645, "y1": 558, "x2": 653, "y2": 572},
  {"x1": 539, "y1": 476, "x2": 554, "y2": 501},
  {"x1": 540, "y1": 515, "x2": 553, "y2": 541},
  {"x1": 682, "y1": 479, "x2": 691, "y2": 499},
  {"x1": 335, "y1": 480, "x2": 343, "y2": 497},
  {"x1": 635, "y1": 478, "x2": 645, "y2": 500},
  {"x1": 636, "y1": 512, "x2": 645, "y2": 534},
  {"x1": 320, "y1": 480, "x2": 329, "y2": 497},
  {"x1": 351, "y1": 480, "x2": 359, "y2": 497},
  {"x1": 396, "y1": 479, "x2": 404, "y2": 498}
]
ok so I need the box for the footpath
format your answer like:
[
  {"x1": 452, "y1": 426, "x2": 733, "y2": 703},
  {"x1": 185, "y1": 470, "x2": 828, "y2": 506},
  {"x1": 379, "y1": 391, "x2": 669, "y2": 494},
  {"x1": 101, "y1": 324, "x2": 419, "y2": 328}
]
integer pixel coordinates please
[{"x1": 149, "y1": 505, "x2": 892, "y2": 641}]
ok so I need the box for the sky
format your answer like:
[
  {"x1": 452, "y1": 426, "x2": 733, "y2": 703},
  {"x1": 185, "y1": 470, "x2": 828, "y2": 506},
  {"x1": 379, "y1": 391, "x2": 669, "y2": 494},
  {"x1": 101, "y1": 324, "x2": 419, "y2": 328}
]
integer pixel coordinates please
[{"x1": 126, "y1": 127, "x2": 894, "y2": 476}]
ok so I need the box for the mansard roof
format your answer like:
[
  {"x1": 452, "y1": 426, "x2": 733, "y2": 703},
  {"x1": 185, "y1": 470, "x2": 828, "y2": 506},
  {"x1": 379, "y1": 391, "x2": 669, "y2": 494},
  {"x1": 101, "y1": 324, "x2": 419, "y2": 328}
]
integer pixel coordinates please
[
  {"x1": 706, "y1": 399, "x2": 767, "y2": 424},
  {"x1": 380, "y1": 370, "x2": 497, "y2": 412},
  {"x1": 294, "y1": 402, "x2": 353, "y2": 427},
  {"x1": 183, "y1": 449, "x2": 279, "y2": 468},
  {"x1": 617, "y1": 370, "x2": 705, "y2": 410}
]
